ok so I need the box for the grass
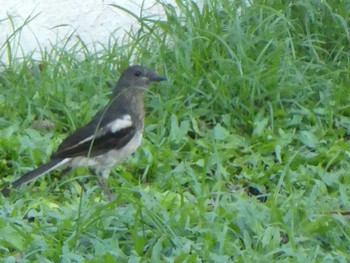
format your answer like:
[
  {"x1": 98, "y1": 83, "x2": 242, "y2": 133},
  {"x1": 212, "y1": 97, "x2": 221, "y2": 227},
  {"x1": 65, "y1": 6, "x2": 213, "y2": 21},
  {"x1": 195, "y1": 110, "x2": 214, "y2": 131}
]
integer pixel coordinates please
[{"x1": 1, "y1": 0, "x2": 350, "y2": 261}]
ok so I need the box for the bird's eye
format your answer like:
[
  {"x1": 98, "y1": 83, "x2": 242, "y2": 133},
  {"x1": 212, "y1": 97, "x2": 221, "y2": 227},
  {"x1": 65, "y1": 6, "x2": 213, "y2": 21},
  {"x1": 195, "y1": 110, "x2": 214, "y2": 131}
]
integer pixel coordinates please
[{"x1": 134, "y1": 70, "x2": 142, "y2": 77}]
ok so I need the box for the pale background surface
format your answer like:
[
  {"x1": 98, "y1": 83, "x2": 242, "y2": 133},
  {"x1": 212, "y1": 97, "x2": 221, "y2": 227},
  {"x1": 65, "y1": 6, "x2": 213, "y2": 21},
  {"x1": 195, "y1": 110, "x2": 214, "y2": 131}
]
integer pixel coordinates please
[{"x1": 0, "y1": 0, "x2": 174, "y2": 61}]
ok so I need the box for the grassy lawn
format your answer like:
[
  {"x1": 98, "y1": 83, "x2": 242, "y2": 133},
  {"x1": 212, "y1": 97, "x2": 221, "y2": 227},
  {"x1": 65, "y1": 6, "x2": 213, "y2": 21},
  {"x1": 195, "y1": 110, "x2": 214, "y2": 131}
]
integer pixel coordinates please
[{"x1": 1, "y1": 0, "x2": 350, "y2": 261}]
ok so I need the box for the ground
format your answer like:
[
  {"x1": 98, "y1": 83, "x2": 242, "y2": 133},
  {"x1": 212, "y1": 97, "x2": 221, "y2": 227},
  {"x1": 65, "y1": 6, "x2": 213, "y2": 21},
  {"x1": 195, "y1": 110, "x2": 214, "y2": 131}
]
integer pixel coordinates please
[{"x1": 0, "y1": 0, "x2": 350, "y2": 262}]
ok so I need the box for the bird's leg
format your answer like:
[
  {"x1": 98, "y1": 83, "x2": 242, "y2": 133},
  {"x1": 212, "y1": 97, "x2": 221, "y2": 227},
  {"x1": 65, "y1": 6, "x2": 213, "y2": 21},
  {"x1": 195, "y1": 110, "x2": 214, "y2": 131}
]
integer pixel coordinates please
[
  {"x1": 97, "y1": 177, "x2": 115, "y2": 201},
  {"x1": 88, "y1": 168, "x2": 115, "y2": 201}
]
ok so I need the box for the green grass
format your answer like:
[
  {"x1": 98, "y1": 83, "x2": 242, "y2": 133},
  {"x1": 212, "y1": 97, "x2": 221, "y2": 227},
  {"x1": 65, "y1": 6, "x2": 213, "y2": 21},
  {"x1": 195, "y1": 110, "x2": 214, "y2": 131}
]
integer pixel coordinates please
[{"x1": 1, "y1": 0, "x2": 350, "y2": 261}]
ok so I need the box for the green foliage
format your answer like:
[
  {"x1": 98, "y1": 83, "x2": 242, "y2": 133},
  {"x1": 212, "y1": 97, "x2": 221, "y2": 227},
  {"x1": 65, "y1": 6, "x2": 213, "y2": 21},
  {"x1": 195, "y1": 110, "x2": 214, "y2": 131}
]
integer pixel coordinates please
[{"x1": 1, "y1": 0, "x2": 350, "y2": 261}]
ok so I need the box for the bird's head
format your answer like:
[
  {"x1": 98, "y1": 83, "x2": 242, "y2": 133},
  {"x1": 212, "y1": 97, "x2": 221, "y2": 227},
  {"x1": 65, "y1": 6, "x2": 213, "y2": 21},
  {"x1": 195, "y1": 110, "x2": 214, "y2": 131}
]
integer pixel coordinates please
[{"x1": 116, "y1": 65, "x2": 166, "y2": 90}]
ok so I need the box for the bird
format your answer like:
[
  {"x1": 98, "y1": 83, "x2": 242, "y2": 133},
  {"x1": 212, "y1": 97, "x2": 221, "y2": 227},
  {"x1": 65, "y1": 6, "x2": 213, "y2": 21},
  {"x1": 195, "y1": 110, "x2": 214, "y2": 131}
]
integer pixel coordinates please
[{"x1": 1, "y1": 65, "x2": 166, "y2": 197}]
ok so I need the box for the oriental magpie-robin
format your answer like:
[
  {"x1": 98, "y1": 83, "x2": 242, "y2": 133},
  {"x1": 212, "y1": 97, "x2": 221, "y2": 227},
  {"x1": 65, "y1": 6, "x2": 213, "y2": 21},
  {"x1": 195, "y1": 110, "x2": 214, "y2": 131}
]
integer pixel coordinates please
[{"x1": 2, "y1": 65, "x2": 166, "y2": 197}]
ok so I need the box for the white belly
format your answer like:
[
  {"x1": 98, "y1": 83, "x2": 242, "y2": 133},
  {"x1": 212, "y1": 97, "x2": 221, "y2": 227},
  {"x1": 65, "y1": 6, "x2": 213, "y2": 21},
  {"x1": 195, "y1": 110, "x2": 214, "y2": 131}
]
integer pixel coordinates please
[{"x1": 71, "y1": 131, "x2": 142, "y2": 178}]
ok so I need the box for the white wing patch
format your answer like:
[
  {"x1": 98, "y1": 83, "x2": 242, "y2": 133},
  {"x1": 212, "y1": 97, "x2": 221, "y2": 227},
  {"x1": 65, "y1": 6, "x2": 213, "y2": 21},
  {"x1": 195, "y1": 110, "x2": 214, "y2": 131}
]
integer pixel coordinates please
[
  {"x1": 67, "y1": 115, "x2": 133, "y2": 149},
  {"x1": 109, "y1": 114, "x2": 132, "y2": 133},
  {"x1": 76, "y1": 135, "x2": 94, "y2": 146}
]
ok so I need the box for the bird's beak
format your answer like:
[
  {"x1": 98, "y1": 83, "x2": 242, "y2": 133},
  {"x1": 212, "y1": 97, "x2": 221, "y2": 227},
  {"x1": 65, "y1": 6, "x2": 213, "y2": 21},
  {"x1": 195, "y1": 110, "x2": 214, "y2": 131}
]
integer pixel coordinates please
[{"x1": 149, "y1": 73, "x2": 167, "y2": 82}]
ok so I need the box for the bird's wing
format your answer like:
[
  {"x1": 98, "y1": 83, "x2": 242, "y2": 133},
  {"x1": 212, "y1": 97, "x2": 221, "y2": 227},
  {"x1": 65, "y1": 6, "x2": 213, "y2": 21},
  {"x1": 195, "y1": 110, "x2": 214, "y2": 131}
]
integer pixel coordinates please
[{"x1": 51, "y1": 111, "x2": 136, "y2": 158}]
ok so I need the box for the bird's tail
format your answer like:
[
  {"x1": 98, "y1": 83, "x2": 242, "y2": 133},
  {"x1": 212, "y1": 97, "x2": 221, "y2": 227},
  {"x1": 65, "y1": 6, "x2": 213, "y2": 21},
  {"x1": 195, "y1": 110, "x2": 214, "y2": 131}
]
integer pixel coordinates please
[{"x1": 1, "y1": 158, "x2": 70, "y2": 197}]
